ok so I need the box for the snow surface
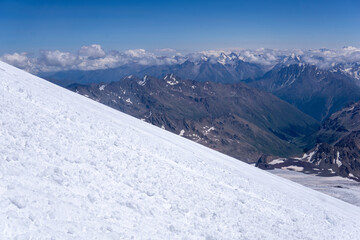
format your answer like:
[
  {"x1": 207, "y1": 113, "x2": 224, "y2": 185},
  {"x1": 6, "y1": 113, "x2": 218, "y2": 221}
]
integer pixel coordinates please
[
  {"x1": 281, "y1": 166, "x2": 305, "y2": 172},
  {"x1": 269, "y1": 158, "x2": 285, "y2": 164},
  {"x1": 269, "y1": 169, "x2": 360, "y2": 207},
  {"x1": 1, "y1": 61, "x2": 360, "y2": 239}
]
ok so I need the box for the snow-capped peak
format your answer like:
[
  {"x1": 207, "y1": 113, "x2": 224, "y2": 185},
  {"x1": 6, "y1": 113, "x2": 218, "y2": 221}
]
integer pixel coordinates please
[
  {"x1": 271, "y1": 54, "x2": 306, "y2": 71},
  {"x1": 216, "y1": 52, "x2": 240, "y2": 65},
  {"x1": 281, "y1": 53, "x2": 302, "y2": 66},
  {"x1": 332, "y1": 62, "x2": 360, "y2": 80}
]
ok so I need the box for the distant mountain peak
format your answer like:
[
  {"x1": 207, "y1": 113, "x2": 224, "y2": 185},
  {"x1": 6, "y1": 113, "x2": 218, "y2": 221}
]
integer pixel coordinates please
[
  {"x1": 331, "y1": 62, "x2": 360, "y2": 80},
  {"x1": 281, "y1": 53, "x2": 303, "y2": 66},
  {"x1": 249, "y1": 60, "x2": 360, "y2": 121},
  {"x1": 216, "y1": 52, "x2": 240, "y2": 65},
  {"x1": 270, "y1": 54, "x2": 306, "y2": 71}
]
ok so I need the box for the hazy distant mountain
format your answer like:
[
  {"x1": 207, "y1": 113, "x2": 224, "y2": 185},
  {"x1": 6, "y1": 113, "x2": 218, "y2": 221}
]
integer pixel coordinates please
[
  {"x1": 248, "y1": 59, "x2": 360, "y2": 121},
  {"x1": 39, "y1": 63, "x2": 146, "y2": 87},
  {"x1": 39, "y1": 53, "x2": 266, "y2": 86},
  {"x1": 68, "y1": 74, "x2": 319, "y2": 162},
  {"x1": 138, "y1": 58, "x2": 265, "y2": 83},
  {"x1": 331, "y1": 62, "x2": 360, "y2": 82}
]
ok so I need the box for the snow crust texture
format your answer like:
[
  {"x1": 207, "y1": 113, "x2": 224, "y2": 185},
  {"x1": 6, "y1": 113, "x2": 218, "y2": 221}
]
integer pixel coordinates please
[{"x1": 1, "y1": 61, "x2": 360, "y2": 239}]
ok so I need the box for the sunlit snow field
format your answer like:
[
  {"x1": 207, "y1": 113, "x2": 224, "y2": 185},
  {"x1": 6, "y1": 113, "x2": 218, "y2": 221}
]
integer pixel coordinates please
[{"x1": 269, "y1": 169, "x2": 360, "y2": 207}]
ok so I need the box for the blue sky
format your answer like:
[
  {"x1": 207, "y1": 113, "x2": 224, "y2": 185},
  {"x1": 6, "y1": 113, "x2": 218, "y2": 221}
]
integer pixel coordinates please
[{"x1": 0, "y1": 0, "x2": 359, "y2": 54}]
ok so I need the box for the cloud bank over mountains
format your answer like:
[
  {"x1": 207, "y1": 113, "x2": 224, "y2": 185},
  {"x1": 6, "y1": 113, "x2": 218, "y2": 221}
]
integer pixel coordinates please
[{"x1": 2, "y1": 44, "x2": 360, "y2": 73}]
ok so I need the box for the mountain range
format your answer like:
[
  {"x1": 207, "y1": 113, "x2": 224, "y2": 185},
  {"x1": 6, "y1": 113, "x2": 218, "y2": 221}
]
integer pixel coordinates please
[
  {"x1": 40, "y1": 56, "x2": 266, "y2": 87},
  {"x1": 38, "y1": 52, "x2": 360, "y2": 181},
  {"x1": 248, "y1": 61, "x2": 360, "y2": 121},
  {"x1": 42, "y1": 53, "x2": 360, "y2": 121},
  {"x1": 39, "y1": 51, "x2": 360, "y2": 85},
  {"x1": 68, "y1": 74, "x2": 318, "y2": 162}
]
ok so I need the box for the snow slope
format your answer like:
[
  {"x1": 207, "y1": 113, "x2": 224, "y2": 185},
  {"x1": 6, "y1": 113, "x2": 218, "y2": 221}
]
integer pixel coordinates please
[{"x1": 1, "y1": 61, "x2": 360, "y2": 239}]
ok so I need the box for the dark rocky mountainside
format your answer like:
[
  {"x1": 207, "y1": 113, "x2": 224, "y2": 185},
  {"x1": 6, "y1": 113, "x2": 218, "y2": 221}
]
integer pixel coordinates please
[
  {"x1": 68, "y1": 74, "x2": 318, "y2": 162},
  {"x1": 257, "y1": 102, "x2": 360, "y2": 181},
  {"x1": 248, "y1": 63, "x2": 360, "y2": 121},
  {"x1": 315, "y1": 103, "x2": 360, "y2": 144},
  {"x1": 309, "y1": 102, "x2": 360, "y2": 180}
]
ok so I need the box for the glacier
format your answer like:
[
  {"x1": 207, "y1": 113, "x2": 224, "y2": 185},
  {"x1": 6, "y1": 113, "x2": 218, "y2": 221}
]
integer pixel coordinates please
[{"x1": 0, "y1": 61, "x2": 360, "y2": 239}]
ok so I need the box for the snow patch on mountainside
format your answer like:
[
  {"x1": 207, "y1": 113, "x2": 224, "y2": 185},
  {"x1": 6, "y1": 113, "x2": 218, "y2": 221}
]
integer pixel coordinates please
[
  {"x1": 137, "y1": 75, "x2": 147, "y2": 86},
  {"x1": 164, "y1": 73, "x2": 179, "y2": 85},
  {"x1": 99, "y1": 84, "x2": 106, "y2": 91},
  {"x1": 1, "y1": 61, "x2": 360, "y2": 239}
]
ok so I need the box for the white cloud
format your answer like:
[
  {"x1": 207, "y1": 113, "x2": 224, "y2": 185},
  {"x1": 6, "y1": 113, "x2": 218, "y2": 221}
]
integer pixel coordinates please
[
  {"x1": 77, "y1": 52, "x2": 124, "y2": 70},
  {"x1": 0, "y1": 52, "x2": 32, "y2": 71},
  {"x1": 124, "y1": 49, "x2": 148, "y2": 58},
  {"x1": 155, "y1": 48, "x2": 177, "y2": 53},
  {"x1": 39, "y1": 50, "x2": 78, "y2": 68},
  {"x1": 1, "y1": 44, "x2": 360, "y2": 74},
  {"x1": 79, "y1": 44, "x2": 106, "y2": 59}
]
